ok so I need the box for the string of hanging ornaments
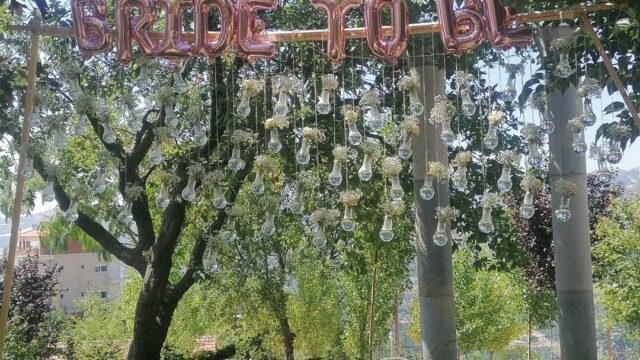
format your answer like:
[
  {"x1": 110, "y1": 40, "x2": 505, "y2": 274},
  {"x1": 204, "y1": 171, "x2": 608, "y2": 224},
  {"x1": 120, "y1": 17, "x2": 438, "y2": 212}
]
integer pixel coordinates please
[{"x1": 25, "y1": 0, "x2": 636, "y2": 258}]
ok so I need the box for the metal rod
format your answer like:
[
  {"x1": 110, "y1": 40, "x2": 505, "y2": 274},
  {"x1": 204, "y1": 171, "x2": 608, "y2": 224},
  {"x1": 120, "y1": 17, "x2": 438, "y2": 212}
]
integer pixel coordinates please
[
  {"x1": 0, "y1": 17, "x2": 40, "y2": 358},
  {"x1": 7, "y1": 2, "x2": 626, "y2": 42},
  {"x1": 580, "y1": 13, "x2": 640, "y2": 129}
]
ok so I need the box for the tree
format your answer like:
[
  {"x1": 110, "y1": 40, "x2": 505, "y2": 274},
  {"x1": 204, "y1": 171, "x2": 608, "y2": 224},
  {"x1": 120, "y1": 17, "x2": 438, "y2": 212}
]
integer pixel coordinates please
[
  {"x1": 593, "y1": 196, "x2": 640, "y2": 334},
  {"x1": 0, "y1": 256, "x2": 66, "y2": 359}
]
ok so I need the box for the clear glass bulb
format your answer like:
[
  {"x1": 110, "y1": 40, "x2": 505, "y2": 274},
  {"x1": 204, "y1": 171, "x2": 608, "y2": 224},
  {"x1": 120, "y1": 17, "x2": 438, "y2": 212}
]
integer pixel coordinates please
[
  {"x1": 76, "y1": 114, "x2": 89, "y2": 136},
  {"x1": 452, "y1": 164, "x2": 467, "y2": 191},
  {"x1": 312, "y1": 225, "x2": 326, "y2": 248},
  {"x1": 268, "y1": 128, "x2": 282, "y2": 154},
  {"x1": 228, "y1": 145, "x2": 245, "y2": 171},
  {"x1": 358, "y1": 154, "x2": 373, "y2": 181},
  {"x1": 237, "y1": 93, "x2": 251, "y2": 117},
  {"x1": 461, "y1": 91, "x2": 476, "y2": 117},
  {"x1": 164, "y1": 104, "x2": 178, "y2": 128},
  {"x1": 440, "y1": 122, "x2": 455, "y2": 146},
  {"x1": 347, "y1": 122, "x2": 363, "y2": 146},
  {"x1": 194, "y1": 124, "x2": 208, "y2": 147},
  {"x1": 54, "y1": 128, "x2": 68, "y2": 150},
  {"x1": 261, "y1": 212, "x2": 276, "y2": 236},
  {"x1": 582, "y1": 99, "x2": 597, "y2": 127},
  {"x1": 379, "y1": 215, "x2": 394, "y2": 242},
  {"x1": 478, "y1": 207, "x2": 494, "y2": 234},
  {"x1": 203, "y1": 248, "x2": 218, "y2": 273},
  {"x1": 173, "y1": 71, "x2": 188, "y2": 94},
  {"x1": 150, "y1": 141, "x2": 163, "y2": 165},
  {"x1": 42, "y1": 180, "x2": 55, "y2": 203},
  {"x1": 102, "y1": 122, "x2": 117, "y2": 144},
  {"x1": 497, "y1": 166, "x2": 512, "y2": 193},
  {"x1": 527, "y1": 142, "x2": 543, "y2": 169},
  {"x1": 420, "y1": 176, "x2": 435, "y2": 200},
  {"x1": 117, "y1": 202, "x2": 132, "y2": 224},
  {"x1": 68, "y1": 77, "x2": 82, "y2": 98},
  {"x1": 367, "y1": 107, "x2": 384, "y2": 132},
  {"x1": 341, "y1": 206, "x2": 355, "y2": 232},
  {"x1": 606, "y1": 140, "x2": 622, "y2": 164},
  {"x1": 390, "y1": 174, "x2": 404, "y2": 201},
  {"x1": 519, "y1": 191, "x2": 535, "y2": 219},
  {"x1": 572, "y1": 130, "x2": 588, "y2": 155},
  {"x1": 156, "y1": 182, "x2": 170, "y2": 209},
  {"x1": 29, "y1": 107, "x2": 42, "y2": 126},
  {"x1": 181, "y1": 177, "x2": 197, "y2": 202},
  {"x1": 328, "y1": 161, "x2": 343, "y2": 187},
  {"x1": 555, "y1": 53, "x2": 572, "y2": 79},
  {"x1": 296, "y1": 138, "x2": 311, "y2": 165},
  {"x1": 483, "y1": 124, "x2": 499, "y2": 150},
  {"x1": 93, "y1": 172, "x2": 107, "y2": 194},
  {"x1": 124, "y1": 103, "x2": 142, "y2": 131},
  {"x1": 290, "y1": 185, "x2": 305, "y2": 214},
  {"x1": 64, "y1": 201, "x2": 79, "y2": 222},
  {"x1": 220, "y1": 219, "x2": 237, "y2": 242},
  {"x1": 274, "y1": 91, "x2": 289, "y2": 116},
  {"x1": 596, "y1": 158, "x2": 614, "y2": 183},
  {"x1": 212, "y1": 184, "x2": 227, "y2": 209},
  {"x1": 397, "y1": 134, "x2": 412, "y2": 160},
  {"x1": 21, "y1": 158, "x2": 34, "y2": 179},
  {"x1": 251, "y1": 171, "x2": 265, "y2": 195},
  {"x1": 555, "y1": 195, "x2": 572, "y2": 222},
  {"x1": 502, "y1": 73, "x2": 517, "y2": 102},
  {"x1": 539, "y1": 110, "x2": 556, "y2": 135},
  {"x1": 316, "y1": 90, "x2": 331, "y2": 115},
  {"x1": 433, "y1": 219, "x2": 448, "y2": 246},
  {"x1": 408, "y1": 90, "x2": 424, "y2": 116}
]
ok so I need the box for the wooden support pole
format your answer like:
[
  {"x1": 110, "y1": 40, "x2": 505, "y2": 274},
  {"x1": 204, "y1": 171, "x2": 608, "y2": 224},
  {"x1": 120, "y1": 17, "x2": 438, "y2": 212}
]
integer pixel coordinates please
[
  {"x1": 0, "y1": 17, "x2": 40, "y2": 357},
  {"x1": 580, "y1": 13, "x2": 640, "y2": 129}
]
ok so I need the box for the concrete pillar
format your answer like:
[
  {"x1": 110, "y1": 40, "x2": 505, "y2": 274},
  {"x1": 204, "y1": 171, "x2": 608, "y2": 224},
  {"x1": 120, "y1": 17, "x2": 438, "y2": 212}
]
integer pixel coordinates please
[
  {"x1": 544, "y1": 26, "x2": 598, "y2": 360},
  {"x1": 412, "y1": 63, "x2": 457, "y2": 359}
]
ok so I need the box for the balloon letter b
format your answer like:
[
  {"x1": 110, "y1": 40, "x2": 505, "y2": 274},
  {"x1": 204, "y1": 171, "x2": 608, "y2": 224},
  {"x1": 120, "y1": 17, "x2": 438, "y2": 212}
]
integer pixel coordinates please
[
  {"x1": 364, "y1": 0, "x2": 408, "y2": 65},
  {"x1": 236, "y1": 0, "x2": 278, "y2": 63},
  {"x1": 116, "y1": 0, "x2": 156, "y2": 62},
  {"x1": 435, "y1": 0, "x2": 485, "y2": 56},
  {"x1": 194, "y1": 0, "x2": 236, "y2": 59},
  {"x1": 71, "y1": 0, "x2": 112, "y2": 56},
  {"x1": 311, "y1": 0, "x2": 362, "y2": 68}
]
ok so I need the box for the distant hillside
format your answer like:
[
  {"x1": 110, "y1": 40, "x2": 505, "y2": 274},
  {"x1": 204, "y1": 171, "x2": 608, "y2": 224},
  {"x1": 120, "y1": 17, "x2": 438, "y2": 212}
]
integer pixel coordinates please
[{"x1": 616, "y1": 167, "x2": 640, "y2": 194}]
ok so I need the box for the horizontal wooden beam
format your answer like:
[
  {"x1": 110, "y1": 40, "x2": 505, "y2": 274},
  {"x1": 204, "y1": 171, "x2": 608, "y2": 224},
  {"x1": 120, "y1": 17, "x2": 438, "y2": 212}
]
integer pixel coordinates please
[{"x1": 7, "y1": 1, "x2": 626, "y2": 42}]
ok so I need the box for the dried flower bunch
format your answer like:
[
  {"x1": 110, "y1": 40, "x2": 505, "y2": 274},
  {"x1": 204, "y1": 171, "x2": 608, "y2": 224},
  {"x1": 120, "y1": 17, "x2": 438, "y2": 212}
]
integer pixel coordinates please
[
  {"x1": 230, "y1": 129, "x2": 256, "y2": 145},
  {"x1": 436, "y1": 206, "x2": 459, "y2": 221},
  {"x1": 341, "y1": 105, "x2": 360, "y2": 124},
  {"x1": 321, "y1": 74, "x2": 339, "y2": 91},
  {"x1": 487, "y1": 110, "x2": 505, "y2": 125},
  {"x1": 522, "y1": 124, "x2": 542, "y2": 144},
  {"x1": 588, "y1": 142, "x2": 607, "y2": 160},
  {"x1": 382, "y1": 156, "x2": 403, "y2": 176},
  {"x1": 289, "y1": 75, "x2": 306, "y2": 97},
  {"x1": 187, "y1": 164, "x2": 206, "y2": 179},
  {"x1": 456, "y1": 151, "x2": 472, "y2": 166},
  {"x1": 429, "y1": 95, "x2": 456, "y2": 124},
  {"x1": 264, "y1": 116, "x2": 290, "y2": 130},
  {"x1": 503, "y1": 63, "x2": 525, "y2": 76},
  {"x1": 60, "y1": 61, "x2": 81, "y2": 80},
  {"x1": 361, "y1": 139, "x2": 382, "y2": 158},
  {"x1": 398, "y1": 68, "x2": 421, "y2": 92},
  {"x1": 156, "y1": 170, "x2": 180, "y2": 185},
  {"x1": 185, "y1": 103, "x2": 204, "y2": 120},
  {"x1": 568, "y1": 117, "x2": 585, "y2": 133},
  {"x1": 550, "y1": 37, "x2": 574, "y2": 53},
  {"x1": 332, "y1": 145, "x2": 349, "y2": 163},
  {"x1": 401, "y1": 116, "x2": 421, "y2": 136},
  {"x1": 360, "y1": 90, "x2": 381, "y2": 108},
  {"x1": 453, "y1": 71, "x2": 476, "y2": 89},
  {"x1": 254, "y1": 154, "x2": 277, "y2": 172},
  {"x1": 272, "y1": 74, "x2": 291, "y2": 93},
  {"x1": 428, "y1": 161, "x2": 453, "y2": 181},
  {"x1": 554, "y1": 178, "x2": 577, "y2": 196},
  {"x1": 480, "y1": 192, "x2": 502, "y2": 208},
  {"x1": 204, "y1": 170, "x2": 226, "y2": 184},
  {"x1": 302, "y1": 127, "x2": 326, "y2": 142},
  {"x1": 341, "y1": 189, "x2": 363, "y2": 207},
  {"x1": 74, "y1": 93, "x2": 96, "y2": 115},
  {"x1": 296, "y1": 171, "x2": 316, "y2": 190},
  {"x1": 521, "y1": 174, "x2": 543, "y2": 192},
  {"x1": 609, "y1": 123, "x2": 631, "y2": 140},
  {"x1": 156, "y1": 86, "x2": 174, "y2": 105},
  {"x1": 496, "y1": 150, "x2": 520, "y2": 166},
  {"x1": 263, "y1": 195, "x2": 281, "y2": 209},
  {"x1": 124, "y1": 184, "x2": 145, "y2": 201},
  {"x1": 311, "y1": 208, "x2": 340, "y2": 225},
  {"x1": 226, "y1": 204, "x2": 245, "y2": 218},
  {"x1": 382, "y1": 199, "x2": 405, "y2": 217},
  {"x1": 577, "y1": 78, "x2": 601, "y2": 99},
  {"x1": 239, "y1": 78, "x2": 264, "y2": 97}
]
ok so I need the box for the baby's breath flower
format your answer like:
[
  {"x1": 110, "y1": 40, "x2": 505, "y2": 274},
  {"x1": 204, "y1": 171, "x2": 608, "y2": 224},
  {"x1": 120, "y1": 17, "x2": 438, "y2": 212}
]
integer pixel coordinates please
[
  {"x1": 264, "y1": 116, "x2": 289, "y2": 130},
  {"x1": 530, "y1": 92, "x2": 547, "y2": 111},
  {"x1": 156, "y1": 86, "x2": 174, "y2": 105},
  {"x1": 240, "y1": 78, "x2": 264, "y2": 97},
  {"x1": 522, "y1": 174, "x2": 543, "y2": 192},
  {"x1": 226, "y1": 204, "x2": 245, "y2": 218},
  {"x1": 456, "y1": 152, "x2": 472, "y2": 166},
  {"x1": 480, "y1": 192, "x2": 502, "y2": 208},
  {"x1": 230, "y1": 130, "x2": 256, "y2": 145},
  {"x1": 296, "y1": 171, "x2": 316, "y2": 190},
  {"x1": 429, "y1": 95, "x2": 456, "y2": 124},
  {"x1": 609, "y1": 123, "x2": 631, "y2": 140},
  {"x1": 74, "y1": 93, "x2": 96, "y2": 115},
  {"x1": 333, "y1": 145, "x2": 349, "y2": 163},
  {"x1": 550, "y1": 37, "x2": 574, "y2": 53},
  {"x1": 428, "y1": 161, "x2": 452, "y2": 181},
  {"x1": 289, "y1": 75, "x2": 306, "y2": 96},
  {"x1": 488, "y1": 111, "x2": 505, "y2": 125},
  {"x1": 398, "y1": 69, "x2": 420, "y2": 92},
  {"x1": 188, "y1": 164, "x2": 206, "y2": 179},
  {"x1": 453, "y1": 71, "x2": 476, "y2": 89},
  {"x1": 436, "y1": 206, "x2": 459, "y2": 221},
  {"x1": 254, "y1": 154, "x2": 277, "y2": 172},
  {"x1": 204, "y1": 170, "x2": 226, "y2": 184},
  {"x1": 360, "y1": 90, "x2": 381, "y2": 108},
  {"x1": 402, "y1": 116, "x2": 421, "y2": 136},
  {"x1": 302, "y1": 127, "x2": 325, "y2": 142},
  {"x1": 157, "y1": 170, "x2": 180, "y2": 184},
  {"x1": 60, "y1": 61, "x2": 81, "y2": 80},
  {"x1": 321, "y1": 74, "x2": 339, "y2": 91},
  {"x1": 310, "y1": 208, "x2": 340, "y2": 225},
  {"x1": 341, "y1": 105, "x2": 360, "y2": 124},
  {"x1": 496, "y1": 150, "x2": 520, "y2": 166},
  {"x1": 361, "y1": 139, "x2": 382, "y2": 159},
  {"x1": 272, "y1": 75, "x2": 291, "y2": 93},
  {"x1": 577, "y1": 78, "x2": 601, "y2": 99},
  {"x1": 522, "y1": 124, "x2": 542, "y2": 144},
  {"x1": 263, "y1": 195, "x2": 281, "y2": 209},
  {"x1": 382, "y1": 199, "x2": 405, "y2": 217},
  {"x1": 382, "y1": 157, "x2": 403, "y2": 176},
  {"x1": 341, "y1": 189, "x2": 363, "y2": 207},
  {"x1": 568, "y1": 117, "x2": 585, "y2": 133},
  {"x1": 125, "y1": 184, "x2": 145, "y2": 201},
  {"x1": 504, "y1": 63, "x2": 525, "y2": 76},
  {"x1": 554, "y1": 178, "x2": 577, "y2": 196}
]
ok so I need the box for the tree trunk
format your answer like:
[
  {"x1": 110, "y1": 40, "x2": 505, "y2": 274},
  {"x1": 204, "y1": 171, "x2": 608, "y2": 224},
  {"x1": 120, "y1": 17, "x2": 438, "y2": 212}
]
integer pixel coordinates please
[{"x1": 278, "y1": 317, "x2": 295, "y2": 360}]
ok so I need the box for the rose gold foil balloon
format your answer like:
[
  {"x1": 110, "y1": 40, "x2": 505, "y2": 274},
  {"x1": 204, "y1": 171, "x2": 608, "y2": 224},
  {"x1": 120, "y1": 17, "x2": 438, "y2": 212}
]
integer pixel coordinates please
[
  {"x1": 194, "y1": 0, "x2": 236, "y2": 59},
  {"x1": 236, "y1": 0, "x2": 278, "y2": 63},
  {"x1": 310, "y1": 0, "x2": 362, "y2": 68},
  {"x1": 71, "y1": 0, "x2": 112, "y2": 56},
  {"x1": 363, "y1": 0, "x2": 408, "y2": 65},
  {"x1": 152, "y1": 0, "x2": 194, "y2": 58},
  {"x1": 435, "y1": 0, "x2": 485, "y2": 56},
  {"x1": 116, "y1": 0, "x2": 157, "y2": 62},
  {"x1": 483, "y1": 0, "x2": 532, "y2": 49}
]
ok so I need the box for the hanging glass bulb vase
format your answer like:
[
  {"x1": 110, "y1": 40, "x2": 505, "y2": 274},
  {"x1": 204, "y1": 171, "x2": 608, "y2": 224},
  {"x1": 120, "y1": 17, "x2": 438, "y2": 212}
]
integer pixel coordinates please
[
  {"x1": 101, "y1": 121, "x2": 117, "y2": 144},
  {"x1": 193, "y1": 123, "x2": 208, "y2": 147},
  {"x1": 317, "y1": 74, "x2": 338, "y2": 115},
  {"x1": 555, "y1": 53, "x2": 572, "y2": 79},
  {"x1": 419, "y1": 175, "x2": 435, "y2": 200},
  {"x1": 429, "y1": 95, "x2": 456, "y2": 146},
  {"x1": 523, "y1": 124, "x2": 544, "y2": 169},
  {"x1": 297, "y1": 127, "x2": 322, "y2": 165},
  {"x1": 520, "y1": 173, "x2": 543, "y2": 219},
  {"x1": 577, "y1": 78, "x2": 600, "y2": 127},
  {"x1": 237, "y1": 78, "x2": 264, "y2": 117},
  {"x1": 64, "y1": 200, "x2": 79, "y2": 222},
  {"x1": 228, "y1": 144, "x2": 245, "y2": 171},
  {"x1": 607, "y1": 139, "x2": 623, "y2": 164},
  {"x1": 383, "y1": 157, "x2": 404, "y2": 201},
  {"x1": 207, "y1": 171, "x2": 227, "y2": 209},
  {"x1": 433, "y1": 207, "x2": 457, "y2": 247},
  {"x1": 328, "y1": 146, "x2": 348, "y2": 187},
  {"x1": 29, "y1": 108, "x2": 42, "y2": 127},
  {"x1": 42, "y1": 179, "x2": 55, "y2": 203},
  {"x1": 340, "y1": 190, "x2": 361, "y2": 232},
  {"x1": 483, "y1": 111, "x2": 504, "y2": 151},
  {"x1": 61, "y1": 63, "x2": 83, "y2": 98},
  {"x1": 75, "y1": 114, "x2": 88, "y2": 136},
  {"x1": 290, "y1": 182, "x2": 306, "y2": 214},
  {"x1": 460, "y1": 89, "x2": 477, "y2": 117},
  {"x1": 591, "y1": 145, "x2": 614, "y2": 183},
  {"x1": 440, "y1": 121, "x2": 455, "y2": 146},
  {"x1": 502, "y1": 73, "x2": 518, "y2": 102},
  {"x1": 310, "y1": 208, "x2": 340, "y2": 248},
  {"x1": 341, "y1": 206, "x2": 355, "y2": 232},
  {"x1": 54, "y1": 128, "x2": 68, "y2": 150},
  {"x1": 568, "y1": 117, "x2": 587, "y2": 154},
  {"x1": 398, "y1": 69, "x2": 424, "y2": 116},
  {"x1": 360, "y1": 90, "x2": 383, "y2": 132},
  {"x1": 203, "y1": 245, "x2": 218, "y2": 273},
  {"x1": 220, "y1": 218, "x2": 237, "y2": 242},
  {"x1": 290, "y1": 171, "x2": 315, "y2": 214},
  {"x1": 478, "y1": 192, "x2": 501, "y2": 234},
  {"x1": 251, "y1": 171, "x2": 265, "y2": 195},
  {"x1": 368, "y1": 107, "x2": 384, "y2": 132},
  {"x1": 539, "y1": 109, "x2": 556, "y2": 135},
  {"x1": 581, "y1": 99, "x2": 597, "y2": 127},
  {"x1": 398, "y1": 116, "x2": 420, "y2": 159},
  {"x1": 261, "y1": 196, "x2": 280, "y2": 236},
  {"x1": 274, "y1": 91, "x2": 289, "y2": 116},
  {"x1": 379, "y1": 200, "x2": 404, "y2": 242},
  {"x1": 93, "y1": 171, "x2": 108, "y2": 194},
  {"x1": 607, "y1": 123, "x2": 630, "y2": 164},
  {"x1": 121, "y1": 93, "x2": 142, "y2": 131},
  {"x1": 452, "y1": 152, "x2": 471, "y2": 191},
  {"x1": 379, "y1": 215, "x2": 394, "y2": 242},
  {"x1": 173, "y1": 68, "x2": 189, "y2": 94},
  {"x1": 21, "y1": 157, "x2": 34, "y2": 179},
  {"x1": 156, "y1": 182, "x2": 170, "y2": 209},
  {"x1": 182, "y1": 165, "x2": 203, "y2": 202},
  {"x1": 265, "y1": 116, "x2": 289, "y2": 154},
  {"x1": 117, "y1": 202, "x2": 133, "y2": 224},
  {"x1": 554, "y1": 179, "x2": 576, "y2": 222},
  {"x1": 496, "y1": 151, "x2": 519, "y2": 193},
  {"x1": 342, "y1": 105, "x2": 362, "y2": 146},
  {"x1": 150, "y1": 141, "x2": 163, "y2": 165},
  {"x1": 358, "y1": 139, "x2": 381, "y2": 182}
]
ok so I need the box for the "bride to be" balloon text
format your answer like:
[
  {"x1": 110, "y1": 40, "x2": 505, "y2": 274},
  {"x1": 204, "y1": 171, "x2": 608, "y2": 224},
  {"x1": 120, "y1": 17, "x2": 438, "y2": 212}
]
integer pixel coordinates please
[{"x1": 71, "y1": 0, "x2": 531, "y2": 65}]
